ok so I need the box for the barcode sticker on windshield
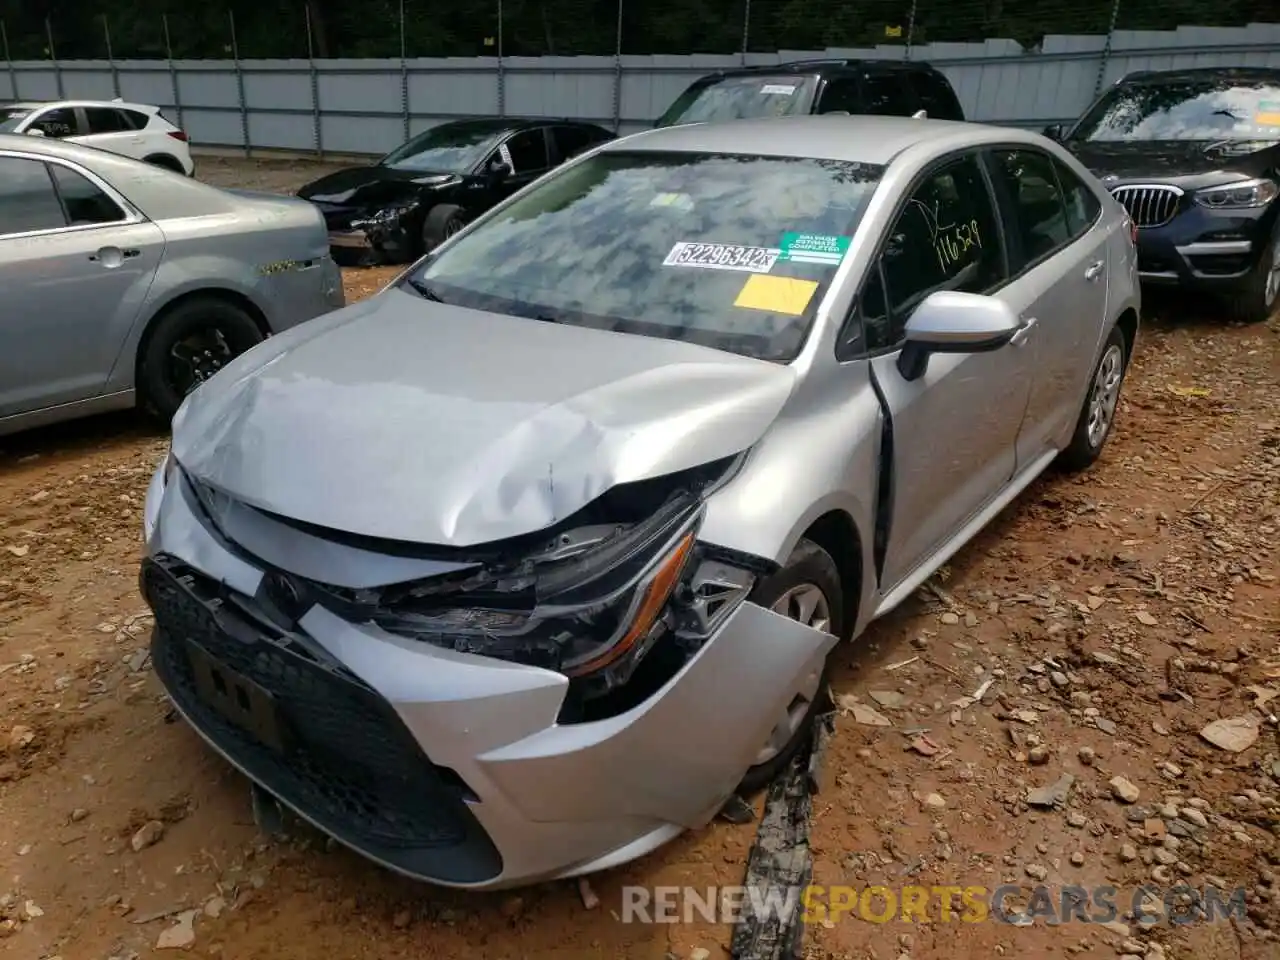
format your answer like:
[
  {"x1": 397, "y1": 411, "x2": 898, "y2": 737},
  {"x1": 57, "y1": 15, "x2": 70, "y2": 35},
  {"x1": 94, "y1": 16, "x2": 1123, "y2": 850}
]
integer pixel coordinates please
[
  {"x1": 761, "y1": 84, "x2": 797, "y2": 95},
  {"x1": 663, "y1": 242, "x2": 780, "y2": 273}
]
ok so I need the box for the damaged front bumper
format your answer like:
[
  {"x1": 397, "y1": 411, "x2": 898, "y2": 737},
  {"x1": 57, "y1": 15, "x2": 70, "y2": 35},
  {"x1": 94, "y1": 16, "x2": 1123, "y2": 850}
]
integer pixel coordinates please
[
  {"x1": 326, "y1": 207, "x2": 417, "y2": 264},
  {"x1": 140, "y1": 456, "x2": 836, "y2": 890}
]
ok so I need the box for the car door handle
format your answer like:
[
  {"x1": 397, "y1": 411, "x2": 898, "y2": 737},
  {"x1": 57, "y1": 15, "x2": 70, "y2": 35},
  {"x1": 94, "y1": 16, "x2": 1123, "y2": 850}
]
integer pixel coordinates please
[
  {"x1": 1084, "y1": 260, "x2": 1105, "y2": 282},
  {"x1": 88, "y1": 247, "x2": 141, "y2": 265},
  {"x1": 1010, "y1": 316, "x2": 1038, "y2": 347}
]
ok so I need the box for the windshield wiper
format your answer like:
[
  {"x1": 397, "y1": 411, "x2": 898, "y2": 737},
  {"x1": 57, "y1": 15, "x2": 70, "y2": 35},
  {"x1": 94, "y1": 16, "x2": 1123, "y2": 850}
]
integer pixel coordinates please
[{"x1": 405, "y1": 277, "x2": 448, "y2": 304}]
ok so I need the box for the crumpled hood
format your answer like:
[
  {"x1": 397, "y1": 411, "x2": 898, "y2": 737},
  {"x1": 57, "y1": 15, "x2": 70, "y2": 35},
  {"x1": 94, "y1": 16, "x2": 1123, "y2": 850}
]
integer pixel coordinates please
[{"x1": 171, "y1": 289, "x2": 798, "y2": 548}]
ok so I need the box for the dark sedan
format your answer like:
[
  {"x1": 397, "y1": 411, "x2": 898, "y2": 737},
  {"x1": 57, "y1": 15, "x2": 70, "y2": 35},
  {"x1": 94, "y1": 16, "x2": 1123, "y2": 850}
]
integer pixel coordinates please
[
  {"x1": 1047, "y1": 67, "x2": 1280, "y2": 323},
  {"x1": 297, "y1": 117, "x2": 615, "y2": 264}
]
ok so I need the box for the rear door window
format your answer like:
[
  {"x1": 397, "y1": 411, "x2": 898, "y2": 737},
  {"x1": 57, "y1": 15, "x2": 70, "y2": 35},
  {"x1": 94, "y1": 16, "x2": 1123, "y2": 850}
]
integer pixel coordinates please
[
  {"x1": 816, "y1": 77, "x2": 861, "y2": 114},
  {"x1": 860, "y1": 71, "x2": 917, "y2": 116},
  {"x1": 551, "y1": 125, "x2": 604, "y2": 162},
  {"x1": 908, "y1": 71, "x2": 964, "y2": 120},
  {"x1": 84, "y1": 107, "x2": 132, "y2": 134},
  {"x1": 502, "y1": 129, "x2": 550, "y2": 174},
  {"x1": 989, "y1": 148, "x2": 1071, "y2": 269},
  {"x1": 0, "y1": 157, "x2": 67, "y2": 235},
  {"x1": 1054, "y1": 159, "x2": 1103, "y2": 237},
  {"x1": 50, "y1": 165, "x2": 127, "y2": 226}
]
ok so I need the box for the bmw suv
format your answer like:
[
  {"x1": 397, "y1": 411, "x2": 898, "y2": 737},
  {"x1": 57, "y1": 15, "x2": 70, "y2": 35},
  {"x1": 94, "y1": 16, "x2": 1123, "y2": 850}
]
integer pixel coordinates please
[{"x1": 1047, "y1": 67, "x2": 1280, "y2": 323}]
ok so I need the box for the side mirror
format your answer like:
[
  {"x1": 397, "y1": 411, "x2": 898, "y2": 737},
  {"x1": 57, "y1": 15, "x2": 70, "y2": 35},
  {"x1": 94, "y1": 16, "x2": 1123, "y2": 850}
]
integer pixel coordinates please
[
  {"x1": 25, "y1": 127, "x2": 46, "y2": 137},
  {"x1": 911, "y1": 109, "x2": 928, "y2": 120},
  {"x1": 1041, "y1": 123, "x2": 1064, "y2": 141},
  {"x1": 897, "y1": 291, "x2": 1022, "y2": 381},
  {"x1": 487, "y1": 158, "x2": 512, "y2": 180}
]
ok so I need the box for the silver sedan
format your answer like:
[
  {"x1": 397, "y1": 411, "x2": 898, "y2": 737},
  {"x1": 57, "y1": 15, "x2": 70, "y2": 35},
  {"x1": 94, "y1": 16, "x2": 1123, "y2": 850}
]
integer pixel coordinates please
[
  {"x1": 0, "y1": 134, "x2": 344, "y2": 434},
  {"x1": 140, "y1": 115, "x2": 1139, "y2": 890}
]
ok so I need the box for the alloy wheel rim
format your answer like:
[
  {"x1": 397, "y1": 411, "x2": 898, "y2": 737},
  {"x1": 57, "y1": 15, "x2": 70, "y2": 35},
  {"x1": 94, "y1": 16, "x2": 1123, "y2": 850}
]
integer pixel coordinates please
[
  {"x1": 169, "y1": 327, "x2": 235, "y2": 396},
  {"x1": 1265, "y1": 239, "x2": 1280, "y2": 308},
  {"x1": 754, "y1": 583, "x2": 829, "y2": 766},
  {"x1": 1086, "y1": 344, "x2": 1124, "y2": 449}
]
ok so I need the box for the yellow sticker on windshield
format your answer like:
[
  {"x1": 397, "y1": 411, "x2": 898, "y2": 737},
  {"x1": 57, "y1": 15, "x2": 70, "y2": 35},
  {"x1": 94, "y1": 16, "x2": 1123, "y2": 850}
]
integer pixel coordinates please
[
  {"x1": 733, "y1": 274, "x2": 819, "y2": 315},
  {"x1": 1257, "y1": 101, "x2": 1280, "y2": 125}
]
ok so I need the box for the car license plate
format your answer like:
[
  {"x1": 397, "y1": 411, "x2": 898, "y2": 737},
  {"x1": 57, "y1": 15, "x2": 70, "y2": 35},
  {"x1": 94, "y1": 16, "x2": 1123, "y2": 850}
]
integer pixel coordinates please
[{"x1": 186, "y1": 641, "x2": 287, "y2": 753}]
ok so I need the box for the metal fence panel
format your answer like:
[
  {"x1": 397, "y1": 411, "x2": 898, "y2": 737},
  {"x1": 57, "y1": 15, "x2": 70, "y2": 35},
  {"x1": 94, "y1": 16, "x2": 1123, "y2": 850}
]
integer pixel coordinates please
[{"x1": 2, "y1": 20, "x2": 1279, "y2": 155}]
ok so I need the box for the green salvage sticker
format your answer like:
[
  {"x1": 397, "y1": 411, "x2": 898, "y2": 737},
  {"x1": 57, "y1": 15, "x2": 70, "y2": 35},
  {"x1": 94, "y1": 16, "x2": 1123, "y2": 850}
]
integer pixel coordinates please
[{"x1": 778, "y1": 232, "x2": 852, "y2": 265}]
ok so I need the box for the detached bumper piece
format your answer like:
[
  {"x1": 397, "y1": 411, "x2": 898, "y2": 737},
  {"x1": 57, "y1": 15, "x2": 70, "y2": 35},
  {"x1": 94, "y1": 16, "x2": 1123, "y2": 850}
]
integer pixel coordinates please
[{"x1": 142, "y1": 554, "x2": 503, "y2": 885}]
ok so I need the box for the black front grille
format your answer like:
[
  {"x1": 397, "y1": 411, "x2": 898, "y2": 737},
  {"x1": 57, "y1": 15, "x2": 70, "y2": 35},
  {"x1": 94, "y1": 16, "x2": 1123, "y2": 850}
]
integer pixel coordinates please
[
  {"x1": 1110, "y1": 185, "x2": 1182, "y2": 228},
  {"x1": 143, "y1": 555, "x2": 502, "y2": 882}
]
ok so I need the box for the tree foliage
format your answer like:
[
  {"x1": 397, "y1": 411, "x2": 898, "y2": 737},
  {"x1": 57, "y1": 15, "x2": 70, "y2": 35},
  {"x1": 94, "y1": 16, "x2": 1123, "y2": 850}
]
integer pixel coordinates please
[{"x1": 0, "y1": 0, "x2": 1274, "y2": 60}]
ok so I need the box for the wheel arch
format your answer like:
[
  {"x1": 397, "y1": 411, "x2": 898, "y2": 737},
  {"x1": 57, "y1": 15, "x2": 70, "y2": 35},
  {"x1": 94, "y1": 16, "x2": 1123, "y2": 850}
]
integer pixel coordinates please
[
  {"x1": 143, "y1": 153, "x2": 185, "y2": 173},
  {"x1": 797, "y1": 509, "x2": 865, "y2": 642},
  {"x1": 1114, "y1": 306, "x2": 1138, "y2": 362},
  {"x1": 133, "y1": 288, "x2": 270, "y2": 406}
]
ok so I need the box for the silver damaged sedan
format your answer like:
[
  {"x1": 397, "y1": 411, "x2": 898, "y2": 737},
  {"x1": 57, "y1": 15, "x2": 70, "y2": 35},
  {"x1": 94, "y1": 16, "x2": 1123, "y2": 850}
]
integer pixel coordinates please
[
  {"x1": 141, "y1": 116, "x2": 1140, "y2": 890},
  {"x1": 0, "y1": 134, "x2": 344, "y2": 434}
]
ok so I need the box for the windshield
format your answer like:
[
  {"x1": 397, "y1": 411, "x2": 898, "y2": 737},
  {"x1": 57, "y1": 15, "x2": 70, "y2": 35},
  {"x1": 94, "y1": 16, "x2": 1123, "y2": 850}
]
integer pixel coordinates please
[
  {"x1": 0, "y1": 109, "x2": 31, "y2": 134},
  {"x1": 380, "y1": 124, "x2": 500, "y2": 173},
  {"x1": 1070, "y1": 78, "x2": 1280, "y2": 143},
  {"x1": 655, "y1": 75, "x2": 817, "y2": 128},
  {"x1": 408, "y1": 150, "x2": 883, "y2": 362}
]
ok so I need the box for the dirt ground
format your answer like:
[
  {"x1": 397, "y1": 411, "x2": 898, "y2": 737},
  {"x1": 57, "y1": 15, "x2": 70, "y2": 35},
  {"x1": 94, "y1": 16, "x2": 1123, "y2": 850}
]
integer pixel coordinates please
[{"x1": 0, "y1": 155, "x2": 1277, "y2": 960}]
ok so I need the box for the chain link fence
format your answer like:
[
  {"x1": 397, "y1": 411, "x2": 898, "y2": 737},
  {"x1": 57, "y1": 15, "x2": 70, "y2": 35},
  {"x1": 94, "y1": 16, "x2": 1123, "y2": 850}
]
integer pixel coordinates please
[{"x1": 1, "y1": 0, "x2": 1276, "y2": 61}]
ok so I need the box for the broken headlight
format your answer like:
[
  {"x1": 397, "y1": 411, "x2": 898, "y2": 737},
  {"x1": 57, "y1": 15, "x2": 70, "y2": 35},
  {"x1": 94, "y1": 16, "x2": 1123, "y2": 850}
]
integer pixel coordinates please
[{"x1": 341, "y1": 456, "x2": 754, "y2": 695}]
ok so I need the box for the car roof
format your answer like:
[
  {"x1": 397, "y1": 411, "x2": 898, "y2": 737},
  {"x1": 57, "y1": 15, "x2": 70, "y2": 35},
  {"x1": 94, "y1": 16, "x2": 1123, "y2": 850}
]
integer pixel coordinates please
[
  {"x1": 1, "y1": 98, "x2": 159, "y2": 111},
  {"x1": 1120, "y1": 66, "x2": 1280, "y2": 85},
  {"x1": 606, "y1": 114, "x2": 1035, "y2": 167},
  {"x1": 695, "y1": 58, "x2": 945, "y2": 80},
  {"x1": 425, "y1": 116, "x2": 608, "y2": 136}
]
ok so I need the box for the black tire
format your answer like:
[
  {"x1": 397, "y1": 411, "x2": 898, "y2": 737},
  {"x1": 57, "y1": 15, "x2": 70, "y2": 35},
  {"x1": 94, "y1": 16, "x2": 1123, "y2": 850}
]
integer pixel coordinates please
[
  {"x1": 1225, "y1": 223, "x2": 1279, "y2": 324},
  {"x1": 1057, "y1": 323, "x2": 1128, "y2": 473},
  {"x1": 139, "y1": 297, "x2": 265, "y2": 426},
  {"x1": 143, "y1": 154, "x2": 185, "y2": 174},
  {"x1": 737, "y1": 538, "x2": 844, "y2": 795},
  {"x1": 420, "y1": 203, "x2": 465, "y2": 254}
]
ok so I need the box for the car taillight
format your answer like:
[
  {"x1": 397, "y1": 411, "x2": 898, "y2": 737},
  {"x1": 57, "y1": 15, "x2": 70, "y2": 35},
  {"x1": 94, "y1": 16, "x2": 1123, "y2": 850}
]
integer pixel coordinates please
[{"x1": 167, "y1": 130, "x2": 188, "y2": 142}]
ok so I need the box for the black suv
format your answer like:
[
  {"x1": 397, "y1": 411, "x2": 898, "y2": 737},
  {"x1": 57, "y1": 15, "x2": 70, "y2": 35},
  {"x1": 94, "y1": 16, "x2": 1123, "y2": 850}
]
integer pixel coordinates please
[
  {"x1": 654, "y1": 59, "x2": 965, "y2": 129},
  {"x1": 1047, "y1": 67, "x2": 1280, "y2": 323}
]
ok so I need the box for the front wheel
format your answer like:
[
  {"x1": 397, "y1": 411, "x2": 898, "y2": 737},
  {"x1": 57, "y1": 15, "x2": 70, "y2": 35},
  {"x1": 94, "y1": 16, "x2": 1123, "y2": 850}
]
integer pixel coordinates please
[
  {"x1": 1057, "y1": 323, "x2": 1128, "y2": 472},
  {"x1": 140, "y1": 297, "x2": 265, "y2": 425},
  {"x1": 420, "y1": 203, "x2": 465, "y2": 255},
  {"x1": 737, "y1": 539, "x2": 843, "y2": 794},
  {"x1": 1226, "y1": 224, "x2": 1280, "y2": 324}
]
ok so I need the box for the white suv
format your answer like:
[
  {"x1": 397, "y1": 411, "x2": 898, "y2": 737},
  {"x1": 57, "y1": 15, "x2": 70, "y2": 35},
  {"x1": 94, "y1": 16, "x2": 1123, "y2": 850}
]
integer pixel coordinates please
[{"x1": 0, "y1": 99, "x2": 194, "y2": 176}]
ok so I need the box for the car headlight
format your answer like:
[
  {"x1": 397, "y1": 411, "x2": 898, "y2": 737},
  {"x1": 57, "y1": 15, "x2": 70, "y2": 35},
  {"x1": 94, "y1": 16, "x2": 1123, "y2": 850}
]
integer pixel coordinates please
[
  {"x1": 1193, "y1": 178, "x2": 1278, "y2": 209},
  {"x1": 317, "y1": 456, "x2": 750, "y2": 694},
  {"x1": 355, "y1": 204, "x2": 414, "y2": 226}
]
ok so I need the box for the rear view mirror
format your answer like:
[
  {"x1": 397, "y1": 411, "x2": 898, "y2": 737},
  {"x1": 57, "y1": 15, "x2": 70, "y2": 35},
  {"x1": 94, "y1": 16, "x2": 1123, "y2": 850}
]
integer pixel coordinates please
[{"x1": 897, "y1": 291, "x2": 1022, "y2": 381}]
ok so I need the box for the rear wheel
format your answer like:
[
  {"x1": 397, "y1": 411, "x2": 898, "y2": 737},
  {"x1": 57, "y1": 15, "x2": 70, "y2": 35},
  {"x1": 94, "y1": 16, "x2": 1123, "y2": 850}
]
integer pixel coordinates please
[
  {"x1": 1057, "y1": 324, "x2": 1127, "y2": 472},
  {"x1": 139, "y1": 297, "x2": 265, "y2": 425},
  {"x1": 737, "y1": 539, "x2": 842, "y2": 794}
]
